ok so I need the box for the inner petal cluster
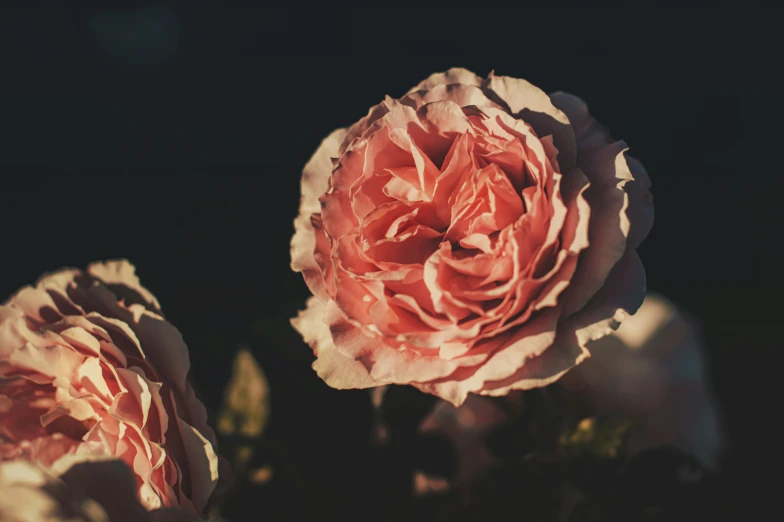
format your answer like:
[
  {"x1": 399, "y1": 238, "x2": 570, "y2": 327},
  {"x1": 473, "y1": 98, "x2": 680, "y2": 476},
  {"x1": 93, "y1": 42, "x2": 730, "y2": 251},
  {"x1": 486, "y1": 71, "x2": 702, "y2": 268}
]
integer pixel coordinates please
[{"x1": 316, "y1": 98, "x2": 572, "y2": 351}]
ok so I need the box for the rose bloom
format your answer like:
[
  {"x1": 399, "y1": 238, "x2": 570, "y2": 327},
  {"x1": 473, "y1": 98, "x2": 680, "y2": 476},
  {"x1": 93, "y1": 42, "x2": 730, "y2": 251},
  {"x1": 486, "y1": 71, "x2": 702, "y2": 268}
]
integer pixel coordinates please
[
  {"x1": 0, "y1": 459, "x2": 202, "y2": 522},
  {"x1": 291, "y1": 68, "x2": 653, "y2": 406},
  {"x1": 0, "y1": 261, "x2": 220, "y2": 514}
]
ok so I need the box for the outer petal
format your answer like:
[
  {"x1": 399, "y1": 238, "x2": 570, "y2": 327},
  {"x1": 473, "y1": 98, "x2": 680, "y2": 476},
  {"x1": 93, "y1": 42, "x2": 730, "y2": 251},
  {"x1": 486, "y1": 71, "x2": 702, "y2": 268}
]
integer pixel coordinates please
[
  {"x1": 484, "y1": 73, "x2": 577, "y2": 173},
  {"x1": 624, "y1": 155, "x2": 655, "y2": 250},
  {"x1": 550, "y1": 91, "x2": 654, "y2": 251},
  {"x1": 174, "y1": 417, "x2": 219, "y2": 511},
  {"x1": 324, "y1": 297, "x2": 494, "y2": 387},
  {"x1": 549, "y1": 92, "x2": 612, "y2": 150},
  {"x1": 407, "y1": 67, "x2": 484, "y2": 93},
  {"x1": 401, "y1": 84, "x2": 503, "y2": 113},
  {"x1": 415, "y1": 308, "x2": 563, "y2": 406},
  {"x1": 567, "y1": 248, "x2": 647, "y2": 346},
  {"x1": 87, "y1": 260, "x2": 162, "y2": 313},
  {"x1": 560, "y1": 151, "x2": 633, "y2": 317},
  {"x1": 301, "y1": 128, "x2": 351, "y2": 216},
  {"x1": 291, "y1": 128, "x2": 349, "y2": 302},
  {"x1": 480, "y1": 250, "x2": 645, "y2": 403},
  {"x1": 292, "y1": 297, "x2": 379, "y2": 389}
]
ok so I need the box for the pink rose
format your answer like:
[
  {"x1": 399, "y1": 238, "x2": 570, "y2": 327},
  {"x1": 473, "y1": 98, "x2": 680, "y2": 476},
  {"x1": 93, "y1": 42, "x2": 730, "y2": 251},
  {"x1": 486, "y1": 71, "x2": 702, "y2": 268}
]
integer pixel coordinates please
[
  {"x1": 291, "y1": 68, "x2": 654, "y2": 405},
  {"x1": 0, "y1": 261, "x2": 220, "y2": 514},
  {"x1": 0, "y1": 459, "x2": 202, "y2": 522}
]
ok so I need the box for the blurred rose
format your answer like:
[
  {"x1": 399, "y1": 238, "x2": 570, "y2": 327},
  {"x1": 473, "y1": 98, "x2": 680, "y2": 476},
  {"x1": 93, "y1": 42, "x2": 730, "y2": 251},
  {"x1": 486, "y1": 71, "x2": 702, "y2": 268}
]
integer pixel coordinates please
[
  {"x1": 418, "y1": 393, "x2": 519, "y2": 491},
  {"x1": 417, "y1": 293, "x2": 723, "y2": 492},
  {"x1": 561, "y1": 293, "x2": 724, "y2": 468},
  {"x1": 0, "y1": 261, "x2": 220, "y2": 514},
  {"x1": 292, "y1": 68, "x2": 653, "y2": 406},
  {"x1": 0, "y1": 459, "x2": 202, "y2": 522}
]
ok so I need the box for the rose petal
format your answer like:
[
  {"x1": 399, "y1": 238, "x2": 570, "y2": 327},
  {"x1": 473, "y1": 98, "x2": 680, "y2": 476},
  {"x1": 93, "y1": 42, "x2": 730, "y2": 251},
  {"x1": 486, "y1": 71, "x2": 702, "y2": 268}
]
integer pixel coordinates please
[
  {"x1": 87, "y1": 260, "x2": 162, "y2": 313},
  {"x1": 291, "y1": 128, "x2": 350, "y2": 301},
  {"x1": 551, "y1": 91, "x2": 652, "y2": 250},
  {"x1": 293, "y1": 296, "x2": 380, "y2": 389},
  {"x1": 561, "y1": 151, "x2": 634, "y2": 317},
  {"x1": 484, "y1": 73, "x2": 577, "y2": 173},
  {"x1": 407, "y1": 67, "x2": 484, "y2": 93},
  {"x1": 623, "y1": 155, "x2": 655, "y2": 250}
]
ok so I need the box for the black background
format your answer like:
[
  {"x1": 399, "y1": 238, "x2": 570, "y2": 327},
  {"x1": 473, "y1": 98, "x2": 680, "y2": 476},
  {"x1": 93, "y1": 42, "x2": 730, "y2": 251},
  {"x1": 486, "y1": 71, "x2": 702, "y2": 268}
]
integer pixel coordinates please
[{"x1": 1, "y1": 4, "x2": 780, "y2": 520}]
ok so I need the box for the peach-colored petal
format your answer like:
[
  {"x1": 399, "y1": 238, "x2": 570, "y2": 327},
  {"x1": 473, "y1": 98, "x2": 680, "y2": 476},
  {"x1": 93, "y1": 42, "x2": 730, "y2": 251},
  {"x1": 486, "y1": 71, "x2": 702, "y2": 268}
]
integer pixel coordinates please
[
  {"x1": 325, "y1": 299, "x2": 487, "y2": 384},
  {"x1": 40, "y1": 398, "x2": 100, "y2": 438},
  {"x1": 110, "y1": 368, "x2": 153, "y2": 429},
  {"x1": 414, "y1": 309, "x2": 562, "y2": 406}
]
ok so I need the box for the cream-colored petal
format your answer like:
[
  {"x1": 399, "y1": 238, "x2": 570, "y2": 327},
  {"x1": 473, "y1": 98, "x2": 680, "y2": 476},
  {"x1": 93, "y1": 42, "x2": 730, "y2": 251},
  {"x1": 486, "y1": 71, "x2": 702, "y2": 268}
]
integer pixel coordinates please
[
  {"x1": 292, "y1": 297, "x2": 380, "y2": 389},
  {"x1": 312, "y1": 339, "x2": 381, "y2": 390},
  {"x1": 88, "y1": 259, "x2": 162, "y2": 313},
  {"x1": 290, "y1": 296, "x2": 333, "y2": 358},
  {"x1": 291, "y1": 128, "x2": 349, "y2": 301},
  {"x1": 407, "y1": 67, "x2": 484, "y2": 93},
  {"x1": 484, "y1": 73, "x2": 577, "y2": 173},
  {"x1": 400, "y1": 84, "x2": 503, "y2": 113},
  {"x1": 299, "y1": 128, "x2": 350, "y2": 216}
]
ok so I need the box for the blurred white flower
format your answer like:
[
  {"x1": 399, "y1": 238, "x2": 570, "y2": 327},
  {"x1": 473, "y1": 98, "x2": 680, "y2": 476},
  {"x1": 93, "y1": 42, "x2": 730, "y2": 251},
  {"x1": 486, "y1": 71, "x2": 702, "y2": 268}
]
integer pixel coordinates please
[{"x1": 562, "y1": 293, "x2": 724, "y2": 468}]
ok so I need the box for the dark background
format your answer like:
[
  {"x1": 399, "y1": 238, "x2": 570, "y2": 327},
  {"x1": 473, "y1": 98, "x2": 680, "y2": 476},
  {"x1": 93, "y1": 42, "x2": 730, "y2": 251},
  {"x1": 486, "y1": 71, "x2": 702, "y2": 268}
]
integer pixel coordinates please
[{"x1": 1, "y1": 4, "x2": 780, "y2": 520}]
